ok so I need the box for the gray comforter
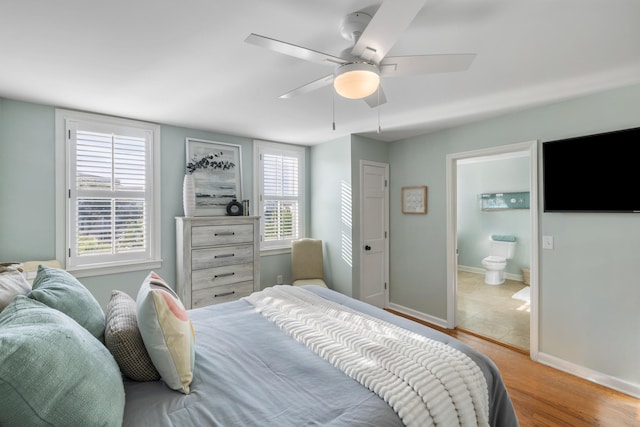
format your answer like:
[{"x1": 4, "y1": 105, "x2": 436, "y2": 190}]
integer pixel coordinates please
[{"x1": 123, "y1": 286, "x2": 519, "y2": 426}]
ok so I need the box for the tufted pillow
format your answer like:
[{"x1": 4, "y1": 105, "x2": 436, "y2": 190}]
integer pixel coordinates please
[
  {"x1": 136, "y1": 271, "x2": 195, "y2": 394},
  {"x1": 0, "y1": 270, "x2": 31, "y2": 312},
  {"x1": 29, "y1": 264, "x2": 105, "y2": 342},
  {"x1": 105, "y1": 290, "x2": 160, "y2": 381},
  {"x1": 0, "y1": 296, "x2": 125, "y2": 426}
]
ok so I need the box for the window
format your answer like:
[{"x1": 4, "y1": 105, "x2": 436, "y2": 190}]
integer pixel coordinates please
[
  {"x1": 55, "y1": 110, "x2": 161, "y2": 276},
  {"x1": 254, "y1": 140, "x2": 306, "y2": 250}
]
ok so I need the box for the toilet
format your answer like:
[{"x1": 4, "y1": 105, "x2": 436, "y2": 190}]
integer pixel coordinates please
[{"x1": 481, "y1": 235, "x2": 517, "y2": 285}]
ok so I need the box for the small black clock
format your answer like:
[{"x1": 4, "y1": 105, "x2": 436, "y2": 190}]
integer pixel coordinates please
[{"x1": 226, "y1": 199, "x2": 243, "y2": 216}]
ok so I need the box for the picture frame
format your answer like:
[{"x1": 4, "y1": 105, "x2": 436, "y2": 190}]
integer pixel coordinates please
[
  {"x1": 402, "y1": 186, "x2": 427, "y2": 214},
  {"x1": 186, "y1": 138, "x2": 242, "y2": 216}
]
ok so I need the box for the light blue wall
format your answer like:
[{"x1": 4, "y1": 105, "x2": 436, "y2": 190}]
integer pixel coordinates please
[
  {"x1": 0, "y1": 100, "x2": 57, "y2": 261},
  {"x1": 388, "y1": 83, "x2": 640, "y2": 389},
  {"x1": 309, "y1": 135, "x2": 353, "y2": 295},
  {"x1": 309, "y1": 135, "x2": 389, "y2": 298},
  {"x1": 0, "y1": 98, "x2": 293, "y2": 306},
  {"x1": 457, "y1": 156, "x2": 530, "y2": 275},
  {"x1": 388, "y1": 135, "x2": 450, "y2": 319}
]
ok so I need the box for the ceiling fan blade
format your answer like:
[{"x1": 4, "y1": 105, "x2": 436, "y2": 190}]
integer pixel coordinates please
[
  {"x1": 351, "y1": 0, "x2": 426, "y2": 64},
  {"x1": 279, "y1": 74, "x2": 334, "y2": 99},
  {"x1": 379, "y1": 53, "x2": 476, "y2": 77},
  {"x1": 362, "y1": 86, "x2": 387, "y2": 108},
  {"x1": 245, "y1": 33, "x2": 347, "y2": 66}
]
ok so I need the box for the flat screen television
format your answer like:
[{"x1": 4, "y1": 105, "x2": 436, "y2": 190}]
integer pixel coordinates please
[{"x1": 543, "y1": 126, "x2": 640, "y2": 213}]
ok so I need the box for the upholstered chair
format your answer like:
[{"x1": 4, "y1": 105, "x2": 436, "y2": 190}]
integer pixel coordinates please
[{"x1": 291, "y1": 238, "x2": 327, "y2": 287}]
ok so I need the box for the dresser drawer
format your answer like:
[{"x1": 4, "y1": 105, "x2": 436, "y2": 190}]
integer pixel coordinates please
[
  {"x1": 191, "y1": 282, "x2": 254, "y2": 308},
  {"x1": 191, "y1": 224, "x2": 254, "y2": 247},
  {"x1": 191, "y1": 245, "x2": 253, "y2": 270},
  {"x1": 192, "y1": 263, "x2": 254, "y2": 289}
]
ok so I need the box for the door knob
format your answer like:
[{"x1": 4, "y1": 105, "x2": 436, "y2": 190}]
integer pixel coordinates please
[{"x1": 365, "y1": 245, "x2": 371, "y2": 251}]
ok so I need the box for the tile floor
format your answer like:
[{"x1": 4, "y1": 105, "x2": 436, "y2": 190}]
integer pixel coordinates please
[{"x1": 456, "y1": 271, "x2": 530, "y2": 350}]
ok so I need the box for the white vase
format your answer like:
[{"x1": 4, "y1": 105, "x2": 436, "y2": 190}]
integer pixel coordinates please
[{"x1": 183, "y1": 174, "x2": 195, "y2": 217}]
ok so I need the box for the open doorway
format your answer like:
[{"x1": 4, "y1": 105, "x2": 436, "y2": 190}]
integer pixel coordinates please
[{"x1": 446, "y1": 141, "x2": 539, "y2": 357}]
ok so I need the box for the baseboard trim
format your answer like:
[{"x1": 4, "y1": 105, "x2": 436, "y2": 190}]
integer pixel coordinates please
[
  {"x1": 389, "y1": 300, "x2": 640, "y2": 399},
  {"x1": 457, "y1": 265, "x2": 484, "y2": 274},
  {"x1": 537, "y1": 352, "x2": 640, "y2": 399},
  {"x1": 387, "y1": 303, "x2": 449, "y2": 329},
  {"x1": 458, "y1": 265, "x2": 523, "y2": 282}
]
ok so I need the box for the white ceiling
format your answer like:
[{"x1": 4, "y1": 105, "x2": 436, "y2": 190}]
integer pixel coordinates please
[{"x1": 2, "y1": 0, "x2": 639, "y2": 145}]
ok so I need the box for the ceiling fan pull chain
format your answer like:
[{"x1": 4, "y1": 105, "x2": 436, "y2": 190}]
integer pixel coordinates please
[
  {"x1": 377, "y1": 88, "x2": 381, "y2": 133},
  {"x1": 332, "y1": 90, "x2": 336, "y2": 131}
]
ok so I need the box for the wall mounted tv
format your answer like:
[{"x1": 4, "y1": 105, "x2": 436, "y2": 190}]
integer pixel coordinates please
[{"x1": 543, "y1": 126, "x2": 640, "y2": 213}]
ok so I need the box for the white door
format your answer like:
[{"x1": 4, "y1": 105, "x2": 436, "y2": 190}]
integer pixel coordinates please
[{"x1": 360, "y1": 161, "x2": 389, "y2": 308}]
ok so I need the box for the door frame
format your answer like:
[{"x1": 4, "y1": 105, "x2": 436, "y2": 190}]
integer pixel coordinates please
[
  {"x1": 359, "y1": 160, "x2": 390, "y2": 308},
  {"x1": 445, "y1": 140, "x2": 539, "y2": 359}
]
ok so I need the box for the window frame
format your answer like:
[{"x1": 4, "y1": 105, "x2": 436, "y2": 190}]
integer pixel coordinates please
[
  {"x1": 253, "y1": 140, "x2": 306, "y2": 252},
  {"x1": 55, "y1": 109, "x2": 162, "y2": 277}
]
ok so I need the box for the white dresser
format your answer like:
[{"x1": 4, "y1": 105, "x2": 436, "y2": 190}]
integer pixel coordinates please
[{"x1": 176, "y1": 216, "x2": 260, "y2": 309}]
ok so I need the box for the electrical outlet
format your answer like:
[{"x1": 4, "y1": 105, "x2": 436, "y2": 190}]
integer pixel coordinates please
[{"x1": 276, "y1": 275, "x2": 283, "y2": 285}]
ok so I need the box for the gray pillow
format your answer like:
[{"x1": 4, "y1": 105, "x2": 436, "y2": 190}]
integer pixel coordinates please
[
  {"x1": 0, "y1": 296, "x2": 125, "y2": 426},
  {"x1": 28, "y1": 264, "x2": 105, "y2": 341},
  {"x1": 105, "y1": 290, "x2": 160, "y2": 381}
]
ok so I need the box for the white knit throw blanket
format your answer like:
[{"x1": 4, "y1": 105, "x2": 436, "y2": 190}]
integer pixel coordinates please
[{"x1": 244, "y1": 286, "x2": 489, "y2": 427}]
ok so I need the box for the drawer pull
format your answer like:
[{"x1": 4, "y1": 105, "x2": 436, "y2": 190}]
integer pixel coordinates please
[
  {"x1": 213, "y1": 272, "x2": 235, "y2": 279},
  {"x1": 214, "y1": 253, "x2": 235, "y2": 259},
  {"x1": 214, "y1": 231, "x2": 235, "y2": 236},
  {"x1": 214, "y1": 290, "x2": 235, "y2": 298}
]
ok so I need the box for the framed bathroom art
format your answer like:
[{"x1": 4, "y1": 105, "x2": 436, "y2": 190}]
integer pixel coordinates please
[
  {"x1": 186, "y1": 138, "x2": 243, "y2": 216},
  {"x1": 402, "y1": 186, "x2": 427, "y2": 214}
]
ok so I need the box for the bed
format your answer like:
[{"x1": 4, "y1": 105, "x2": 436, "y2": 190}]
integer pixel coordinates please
[
  {"x1": 0, "y1": 265, "x2": 517, "y2": 426},
  {"x1": 122, "y1": 285, "x2": 519, "y2": 427}
]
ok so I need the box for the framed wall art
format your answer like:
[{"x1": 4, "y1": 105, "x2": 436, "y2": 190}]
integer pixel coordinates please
[
  {"x1": 402, "y1": 186, "x2": 427, "y2": 214},
  {"x1": 186, "y1": 138, "x2": 242, "y2": 216}
]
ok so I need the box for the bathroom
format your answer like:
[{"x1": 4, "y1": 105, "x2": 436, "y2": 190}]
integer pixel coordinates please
[{"x1": 456, "y1": 151, "x2": 531, "y2": 349}]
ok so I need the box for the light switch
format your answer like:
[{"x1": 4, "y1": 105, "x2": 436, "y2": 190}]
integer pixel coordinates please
[{"x1": 542, "y1": 235, "x2": 554, "y2": 249}]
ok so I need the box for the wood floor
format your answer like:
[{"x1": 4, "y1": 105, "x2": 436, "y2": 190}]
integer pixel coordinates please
[{"x1": 387, "y1": 310, "x2": 640, "y2": 426}]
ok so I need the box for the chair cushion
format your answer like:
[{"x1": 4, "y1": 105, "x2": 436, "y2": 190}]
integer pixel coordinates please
[
  {"x1": 0, "y1": 296, "x2": 125, "y2": 426},
  {"x1": 105, "y1": 290, "x2": 160, "y2": 382},
  {"x1": 136, "y1": 271, "x2": 195, "y2": 394},
  {"x1": 28, "y1": 265, "x2": 106, "y2": 342},
  {"x1": 292, "y1": 278, "x2": 328, "y2": 288}
]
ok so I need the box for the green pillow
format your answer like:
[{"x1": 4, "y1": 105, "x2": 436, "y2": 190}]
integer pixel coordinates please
[
  {"x1": 0, "y1": 296, "x2": 125, "y2": 426},
  {"x1": 29, "y1": 264, "x2": 105, "y2": 341}
]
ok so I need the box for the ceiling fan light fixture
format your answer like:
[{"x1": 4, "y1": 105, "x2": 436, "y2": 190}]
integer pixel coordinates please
[{"x1": 333, "y1": 62, "x2": 380, "y2": 99}]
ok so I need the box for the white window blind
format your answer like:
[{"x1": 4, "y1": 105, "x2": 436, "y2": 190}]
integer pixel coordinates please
[
  {"x1": 255, "y1": 141, "x2": 305, "y2": 250},
  {"x1": 58, "y1": 110, "x2": 161, "y2": 275}
]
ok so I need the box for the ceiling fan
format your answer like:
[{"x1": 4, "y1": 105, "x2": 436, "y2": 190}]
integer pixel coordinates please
[{"x1": 245, "y1": 0, "x2": 476, "y2": 108}]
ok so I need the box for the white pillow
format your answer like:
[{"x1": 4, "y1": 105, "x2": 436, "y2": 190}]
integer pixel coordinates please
[
  {"x1": 136, "y1": 272, "x2": 195, "y2": 394},
  {"x1": 0, "y1": 270, "x2": 31, "y2": 312}
]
